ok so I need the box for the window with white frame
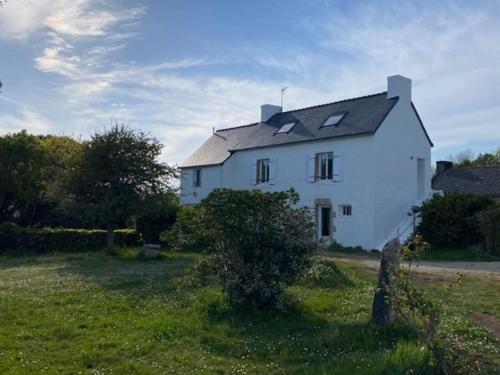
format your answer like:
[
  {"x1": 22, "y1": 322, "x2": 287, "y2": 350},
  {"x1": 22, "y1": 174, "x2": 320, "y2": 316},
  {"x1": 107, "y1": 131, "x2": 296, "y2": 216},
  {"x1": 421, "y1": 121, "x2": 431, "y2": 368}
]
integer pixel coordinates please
[
  {"x1": 315, "y1": 152, "x2": 333, "y2": 180},
  {"x1": 340, "y1": 204, "x2": 352, "y2": 216},
  {"x1": 256, "y1": 159, "x2": 270, "y2": 184},
  {"x1": 193, "y1": 168, "x2": 202, "y2": 187}
]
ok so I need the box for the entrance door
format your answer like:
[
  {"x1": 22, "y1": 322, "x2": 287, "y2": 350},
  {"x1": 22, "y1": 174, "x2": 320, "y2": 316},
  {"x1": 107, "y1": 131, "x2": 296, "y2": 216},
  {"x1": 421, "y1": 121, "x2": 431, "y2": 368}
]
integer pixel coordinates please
[{"x1": 318, "y1": 206, "x2": 332, "y2": 238}]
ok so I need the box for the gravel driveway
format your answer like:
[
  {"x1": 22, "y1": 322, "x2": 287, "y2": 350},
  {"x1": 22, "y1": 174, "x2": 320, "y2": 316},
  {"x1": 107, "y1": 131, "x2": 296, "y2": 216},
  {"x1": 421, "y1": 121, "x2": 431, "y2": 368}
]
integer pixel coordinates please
[{"x1": 317, "y1": 252, "x2": 500, "y2": 278}]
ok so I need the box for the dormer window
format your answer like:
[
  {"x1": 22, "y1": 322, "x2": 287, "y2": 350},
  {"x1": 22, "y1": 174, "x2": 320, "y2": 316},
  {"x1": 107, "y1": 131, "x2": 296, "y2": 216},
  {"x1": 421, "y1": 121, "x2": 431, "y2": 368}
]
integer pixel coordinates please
[
  {"x1": 322, "y1": 113, "x2": 345, "y2": 127},
  {"x1": 276, "y1": 122, "x2": 296, "y2": 134}
]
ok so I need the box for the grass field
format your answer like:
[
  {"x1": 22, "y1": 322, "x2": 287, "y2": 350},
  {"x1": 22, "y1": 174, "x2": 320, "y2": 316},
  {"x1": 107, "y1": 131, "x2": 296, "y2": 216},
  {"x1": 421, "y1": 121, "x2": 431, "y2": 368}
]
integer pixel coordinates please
[{"x1": 0, "y1": 249, "x2": 498, "y2": 374}]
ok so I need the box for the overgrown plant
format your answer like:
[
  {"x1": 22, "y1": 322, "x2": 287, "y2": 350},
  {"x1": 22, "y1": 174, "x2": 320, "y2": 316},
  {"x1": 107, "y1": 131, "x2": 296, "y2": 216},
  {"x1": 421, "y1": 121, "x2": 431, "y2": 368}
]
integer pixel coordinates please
[
  {"x1": 392, "y1": 235, "x2": 479, "y2": 374},
  {"x1": 419, "y1": 193, "x2": 494, "y2": 247},
  {"x1": 174, "y1": 188, "x2": 317, "y2": 310},
  {"x1": 478, "y1": 206, "x2": 500, "y2": 255}
]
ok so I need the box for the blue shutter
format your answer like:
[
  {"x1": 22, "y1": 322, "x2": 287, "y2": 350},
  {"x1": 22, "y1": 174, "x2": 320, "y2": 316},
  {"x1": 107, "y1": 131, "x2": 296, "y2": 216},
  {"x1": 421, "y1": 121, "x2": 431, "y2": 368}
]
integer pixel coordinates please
[
  {"x1": 307, "y1": 154, "x2": 316, "y2": 183},
  {"x1": 333, "y1": 153, "x2": 343, "y2": 182}
]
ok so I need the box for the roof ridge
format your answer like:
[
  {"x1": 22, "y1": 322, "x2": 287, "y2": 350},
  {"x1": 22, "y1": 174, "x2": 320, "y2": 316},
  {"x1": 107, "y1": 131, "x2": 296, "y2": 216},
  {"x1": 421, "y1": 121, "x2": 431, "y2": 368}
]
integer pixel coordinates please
[
  {"x1": 216, "y1": 122, "x2": 259, "y2": 132},
  {"x1": 215, "y1": 91, "x2": 389, "y2": 133},
  {"x1": 455, "y1": 165, "x2": 500, "y2": 170},
  {"x1": 279, "y1": 91, "x2": 388, "y2": 115}
]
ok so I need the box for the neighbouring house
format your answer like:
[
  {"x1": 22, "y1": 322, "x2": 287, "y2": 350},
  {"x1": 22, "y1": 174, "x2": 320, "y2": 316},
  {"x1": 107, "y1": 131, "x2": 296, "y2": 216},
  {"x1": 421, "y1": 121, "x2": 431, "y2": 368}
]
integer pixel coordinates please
[
  {"x1": 432, "y1": 161, "x2": 500, "y2": 203},
  {"x1": 180, "y1": 75, "x2": 433, "y2": 250}
]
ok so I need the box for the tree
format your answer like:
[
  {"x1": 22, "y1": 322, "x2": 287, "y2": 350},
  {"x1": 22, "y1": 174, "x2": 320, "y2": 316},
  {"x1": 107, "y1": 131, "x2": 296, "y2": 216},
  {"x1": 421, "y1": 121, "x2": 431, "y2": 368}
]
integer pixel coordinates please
[
  {"x1": 448, "y1": 149, "x2": 474, "y2": 167},
  {"x1": 35, "y1": 135, "x2": 85, "y2": 227},
  {"x1": 193, "y1": 188, "x2": 316, "y2": 310},
  {"x1": 450, "y1": 148, "x2": 500, "y2": 168},
  {"x1": 473, "y1": 149, "x2": 500, "y2": 167},
  {"x1": 0, "y1": 131, "x2": 46, "y2": 224},
  {"x1": 70, "y1": 125, "x2": 176, "y2": 247},
  {"x1": 135, "y1": 192, "x2": 179, "y2": 243}
]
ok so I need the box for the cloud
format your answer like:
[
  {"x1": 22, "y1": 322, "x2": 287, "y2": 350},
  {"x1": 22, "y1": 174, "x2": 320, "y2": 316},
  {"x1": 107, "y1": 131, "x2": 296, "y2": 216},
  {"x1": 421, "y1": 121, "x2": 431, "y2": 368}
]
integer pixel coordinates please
[
  {"x1": 44, "y1": 1, "x2": 145, "y2": 37},
  {"x1": 0, "y1": 0, "x2": 144, "y2": 40},
  {"x1": 0, "y1": 108, "x2": 54, "y2": 134},
  {"x1": 4, "y1": 0, "x2": 500, "y2": 166},
  {"x1": 0, "y1": 0, "x2": 56, "y2": 40},
  {"x1": 35, "y1": 47, "x2": 82, "y2": 77},
  {"x1": 307, "y1": 1, "x2": 500, "y2": 158}
]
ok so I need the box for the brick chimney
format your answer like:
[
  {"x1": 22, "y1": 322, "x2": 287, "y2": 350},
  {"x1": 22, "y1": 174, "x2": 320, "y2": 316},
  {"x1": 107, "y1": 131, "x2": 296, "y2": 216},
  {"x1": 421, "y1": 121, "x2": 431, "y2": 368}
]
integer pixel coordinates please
[{"x1": 436, "y1": 161, "x2": 453, "y2": 175}]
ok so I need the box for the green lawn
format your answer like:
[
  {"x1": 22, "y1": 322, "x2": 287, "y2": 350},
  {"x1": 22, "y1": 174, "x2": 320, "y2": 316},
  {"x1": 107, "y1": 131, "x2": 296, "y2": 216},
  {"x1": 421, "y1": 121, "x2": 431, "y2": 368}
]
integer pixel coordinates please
[{"x1": 0, "y1": 250, "x2": 498, "y2": 374}]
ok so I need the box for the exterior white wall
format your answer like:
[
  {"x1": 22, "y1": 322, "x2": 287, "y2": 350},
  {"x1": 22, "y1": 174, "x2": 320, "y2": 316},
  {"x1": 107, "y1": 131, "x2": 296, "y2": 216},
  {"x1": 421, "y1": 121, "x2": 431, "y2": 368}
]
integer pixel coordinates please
[
  {"x1": 182, "y1": 136, "x2": 378, "y2": 250},
  {"x1": 180, "y1": 100, "x2": 432, "y2": 250},
  {"x1": 180, "y1": 165, "x2": 222, "y2": 205},
  {"x1": 372, "y1": 101, "x2": 432, "y2": 248}
]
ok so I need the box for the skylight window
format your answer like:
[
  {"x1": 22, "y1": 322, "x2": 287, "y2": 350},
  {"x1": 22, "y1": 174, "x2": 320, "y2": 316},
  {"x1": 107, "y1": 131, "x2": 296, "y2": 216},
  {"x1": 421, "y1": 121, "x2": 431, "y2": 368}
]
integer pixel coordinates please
[
  {"x1": 276, "y1": 122, "x2": 296, "y2": 134},
  {"x1": 323, "y1": 113, "x2": 345, "y2": 127}
]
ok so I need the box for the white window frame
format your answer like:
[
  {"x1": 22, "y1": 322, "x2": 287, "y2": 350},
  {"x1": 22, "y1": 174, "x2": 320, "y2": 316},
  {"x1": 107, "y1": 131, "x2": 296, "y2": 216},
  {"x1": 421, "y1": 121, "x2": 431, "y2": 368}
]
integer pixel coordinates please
[
  {"x1": 315, "y1": 152, "x2": 334, "y2": 180},
  {"x1": 256, "y1": 159, "x2": 270, "y2": 184},
  {"x1": 193, "y1": 168, "x2": 202, "y2": 187}
]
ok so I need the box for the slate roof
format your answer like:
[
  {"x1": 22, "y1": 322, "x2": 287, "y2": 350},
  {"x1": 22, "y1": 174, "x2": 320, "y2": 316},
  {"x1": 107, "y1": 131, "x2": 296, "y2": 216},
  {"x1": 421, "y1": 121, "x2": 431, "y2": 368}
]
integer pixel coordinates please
[
  {"x1": 181, "y1": 91, "x2": 430, "y2": 168},
  {"x1": 432, "y1": 167, "x2": 500, "y2": 197}
]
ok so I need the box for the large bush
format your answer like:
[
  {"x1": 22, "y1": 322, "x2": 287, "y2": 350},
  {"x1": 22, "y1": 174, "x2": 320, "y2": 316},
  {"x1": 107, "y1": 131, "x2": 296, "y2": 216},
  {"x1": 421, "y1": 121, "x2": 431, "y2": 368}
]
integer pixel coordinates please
[
  {"x1": 0, "y1": 223, "x2": 138, "y2": 253},
  {"x1": 135, "y1": 193, "x2": 179, "y2": 243},
  {"x1": 192, "y1": 188, "x2": 316, "y2": 310},
  {"x1": 479, "y1": 207, "x2": 500, "y2": 255},
  {"x1": 419, "y1": 193, "x2": 495, "y2": 246},
  {"x1": 161, "y1": 205, "x2": 208, "y2": 251}
]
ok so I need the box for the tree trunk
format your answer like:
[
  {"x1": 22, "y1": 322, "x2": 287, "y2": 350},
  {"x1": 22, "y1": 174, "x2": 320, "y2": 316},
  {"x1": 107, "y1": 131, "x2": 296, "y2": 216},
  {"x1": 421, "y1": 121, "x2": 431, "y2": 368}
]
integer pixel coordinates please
[
  {"x1": 372, "y1": 238, "x2": 401, "y2": 325},
  {"x1": 106, "y1": 223, "x2": 116, "y2": 248}
]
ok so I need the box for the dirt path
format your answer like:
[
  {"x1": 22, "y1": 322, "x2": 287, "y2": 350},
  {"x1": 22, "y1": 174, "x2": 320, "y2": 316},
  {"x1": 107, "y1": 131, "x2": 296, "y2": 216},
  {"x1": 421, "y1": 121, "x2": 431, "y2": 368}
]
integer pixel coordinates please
[{"x1": 317, "y1": 252, "x2": 500, "y2": 281}]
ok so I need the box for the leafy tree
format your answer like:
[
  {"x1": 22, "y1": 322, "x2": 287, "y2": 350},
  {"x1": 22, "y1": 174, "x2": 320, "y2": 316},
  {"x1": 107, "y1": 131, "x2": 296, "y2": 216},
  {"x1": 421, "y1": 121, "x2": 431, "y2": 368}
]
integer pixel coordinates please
[
  {"x1": 135, "y1": 192, "x2": 179, "y2": 243},
  {"x1": 450, "y1": 148, "x2": 500, "y2": 167},
  {"x1": 472, "y1": 149, "x2": 500, "y2": 167},
  {"x1": 31, "y1": 135, "x2": 85, "y2": 227},
  {"x1": 162, "y1": 205, "x2": 208, "y2": 251},
  {"x1": 70, "y1": 125, "x2": 176, "y2": 247},
  {"x1": 190, "y1": 188, "x2": 316, "y2": 310},
  {"x1": 0, "y1": 131, "x2": 46, "y2": 224}
]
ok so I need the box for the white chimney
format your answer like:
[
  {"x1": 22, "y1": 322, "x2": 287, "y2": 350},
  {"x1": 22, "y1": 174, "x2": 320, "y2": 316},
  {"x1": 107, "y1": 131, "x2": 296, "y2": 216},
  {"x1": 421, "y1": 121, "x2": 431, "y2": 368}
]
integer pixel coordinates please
[
  {"x1": 387, "y1": 75, "x2": 411, "y2": 104},
  {"x1": 261, "y1": 104, "x2": 282, "y2": 122}
]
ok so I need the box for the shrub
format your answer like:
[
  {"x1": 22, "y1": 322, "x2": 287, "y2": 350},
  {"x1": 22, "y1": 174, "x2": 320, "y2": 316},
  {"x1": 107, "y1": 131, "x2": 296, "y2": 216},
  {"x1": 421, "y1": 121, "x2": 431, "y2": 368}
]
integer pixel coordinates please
[
  {"x1": 197, "y1": 188, "x2": 316, "y2": 310},
  {"x1": 301, "y1": 262, "x2": 353, "y2": 288},
  {"x1": 391, "y1": 235, "x2": 479, "y2": 374},
  {"x1": 479, "y1": 206, "x2": 500, "y2": 255},
  {"x1": 0, "y1": 226, "x2": 138, "y2": 253},
  {"x1": 0, "y1": 222, "x2": 23, "y2": 249},
  {"x1": 182, "y1": 255, "x2": 219, "y2": 287},
  {"x1": 419, "y1": 193, "x2": 494, "y2": 246},
  {"x1": 135, "y1": 193, "x2": 179, "y2": 243},
  {"x1": 160, "y1": 206, "x2": 208, "y2": 251}
]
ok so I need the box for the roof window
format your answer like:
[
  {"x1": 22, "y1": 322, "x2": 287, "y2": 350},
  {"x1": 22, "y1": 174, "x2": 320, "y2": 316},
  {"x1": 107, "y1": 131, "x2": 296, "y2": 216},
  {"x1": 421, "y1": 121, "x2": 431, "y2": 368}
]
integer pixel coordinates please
[
  {"x1": 322, "y1": 113, "x2": 345, "y2": 127},
  {"x1": 276, "y1": 122, "x2": 296, "y2": 134}
]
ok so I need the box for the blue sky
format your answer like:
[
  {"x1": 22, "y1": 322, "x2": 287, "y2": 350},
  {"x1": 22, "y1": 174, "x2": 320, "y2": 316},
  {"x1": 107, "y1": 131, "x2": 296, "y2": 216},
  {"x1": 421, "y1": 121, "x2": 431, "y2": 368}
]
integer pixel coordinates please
[{"x1": 1, "y1": 0, "x2": 500, "y2": 165}]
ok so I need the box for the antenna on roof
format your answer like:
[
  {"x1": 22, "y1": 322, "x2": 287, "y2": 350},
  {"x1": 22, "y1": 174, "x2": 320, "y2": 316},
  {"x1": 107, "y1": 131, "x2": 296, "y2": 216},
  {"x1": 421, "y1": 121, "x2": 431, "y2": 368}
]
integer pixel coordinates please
[{"x1": 281, "y1": 86, "x2": 288, "y2": 109}]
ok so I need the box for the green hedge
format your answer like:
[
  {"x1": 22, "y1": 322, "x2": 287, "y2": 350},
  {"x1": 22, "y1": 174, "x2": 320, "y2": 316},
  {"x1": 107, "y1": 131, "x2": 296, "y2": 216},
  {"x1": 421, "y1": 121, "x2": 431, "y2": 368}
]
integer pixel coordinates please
[
  {"x1": 0, "y1": 222, "x2": 138, "y2": 253},
  {"x1": 479, "y1": 207, "x2": 500, "y2": 255},
  {"x1": 419, "y1": 193, "x2": 495, "y2": 247}
]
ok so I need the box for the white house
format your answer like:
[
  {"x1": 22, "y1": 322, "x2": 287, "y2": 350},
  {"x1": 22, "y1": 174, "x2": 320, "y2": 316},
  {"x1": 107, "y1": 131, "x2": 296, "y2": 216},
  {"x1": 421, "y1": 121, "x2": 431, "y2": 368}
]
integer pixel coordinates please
[{"x1": 179, "y1": 75, "x2": 433, "y2": 250}]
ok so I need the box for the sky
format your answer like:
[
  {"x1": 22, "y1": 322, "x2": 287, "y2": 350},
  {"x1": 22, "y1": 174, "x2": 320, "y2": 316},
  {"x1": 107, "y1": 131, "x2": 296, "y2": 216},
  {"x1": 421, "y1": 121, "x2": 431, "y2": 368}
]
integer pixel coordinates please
[{"x1": 1, "y1": 0, "x2": 500, "y2": 166}]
